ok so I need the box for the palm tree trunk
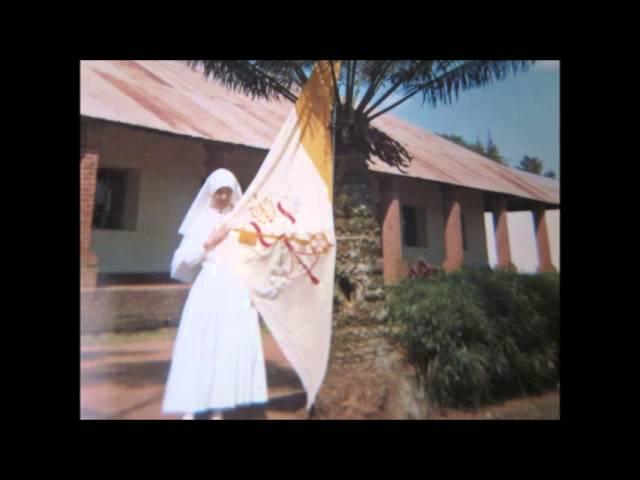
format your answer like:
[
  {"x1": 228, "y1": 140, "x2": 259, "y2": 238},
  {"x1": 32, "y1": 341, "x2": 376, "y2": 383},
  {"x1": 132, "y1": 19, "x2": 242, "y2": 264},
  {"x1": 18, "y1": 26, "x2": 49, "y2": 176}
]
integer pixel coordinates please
[{"x1": 310, "y1": 150, "x2": 428, "y2": 419}]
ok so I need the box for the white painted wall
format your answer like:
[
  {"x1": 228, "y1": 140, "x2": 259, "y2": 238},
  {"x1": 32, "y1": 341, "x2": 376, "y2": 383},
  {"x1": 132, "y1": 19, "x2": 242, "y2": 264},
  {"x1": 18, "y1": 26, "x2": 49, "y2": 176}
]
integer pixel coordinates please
[
  {"x1": 485, "y1": 209, "x2": 560, "y2": 273},
  {"x1": 401, "y1": 181, "x2": 447, "y2": 266},
  {"x1": 91, "y1": 125, "x2": 206, "y2": 273},
  {"x1": 91, "y1": 124, "x2": 267, "y2": 274}
]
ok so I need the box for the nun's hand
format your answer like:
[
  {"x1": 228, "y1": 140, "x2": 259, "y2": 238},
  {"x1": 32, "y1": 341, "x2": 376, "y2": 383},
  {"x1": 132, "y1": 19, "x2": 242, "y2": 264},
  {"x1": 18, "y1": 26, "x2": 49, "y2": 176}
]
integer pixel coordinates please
[{"x1": 204, "y1": 225, "x2": 230, "y2": 251}]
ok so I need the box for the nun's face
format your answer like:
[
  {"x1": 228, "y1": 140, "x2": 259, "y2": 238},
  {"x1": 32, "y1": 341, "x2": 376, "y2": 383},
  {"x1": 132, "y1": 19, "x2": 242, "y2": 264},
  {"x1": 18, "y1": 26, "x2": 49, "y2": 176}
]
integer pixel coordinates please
[{"x1": 211, "y1": 186, "x2": 233, "y2": 211}]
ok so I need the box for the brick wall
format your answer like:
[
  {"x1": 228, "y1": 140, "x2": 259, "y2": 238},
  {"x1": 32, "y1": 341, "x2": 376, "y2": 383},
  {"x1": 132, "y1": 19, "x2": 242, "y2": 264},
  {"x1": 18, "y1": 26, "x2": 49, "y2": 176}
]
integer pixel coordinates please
[
  {"x1": 80, "y1": 121, "x2": 102, "y2": 288},
  {"x1": 533, "y1": 207, "x2": 557, "y2": 273},
  {"x1": 381, "y1": 176, "x2": 408, "y2": 284},
  {"x1": 80, "y1": 285, "x2": 190, "y2": 333},
  {"x1": 442, "y1": 185, "x2": 465, "y2": 272},
  {"x1": 492, "y1": 196, "x2": 513, "y2": 269}
]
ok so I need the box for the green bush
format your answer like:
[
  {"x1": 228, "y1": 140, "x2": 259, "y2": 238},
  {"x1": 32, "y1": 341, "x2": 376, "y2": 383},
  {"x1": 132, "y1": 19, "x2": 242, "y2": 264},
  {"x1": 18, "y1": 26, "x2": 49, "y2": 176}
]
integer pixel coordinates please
[{"x1": 388, "y1": 268, "x2": 559, "y2": 409}]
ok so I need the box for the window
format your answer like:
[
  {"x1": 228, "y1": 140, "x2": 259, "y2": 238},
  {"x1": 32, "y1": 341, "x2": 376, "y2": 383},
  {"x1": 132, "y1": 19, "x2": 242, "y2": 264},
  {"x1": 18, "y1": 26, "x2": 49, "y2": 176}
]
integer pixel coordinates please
[
  {"x1": 401, "y1": 206, "x2": 429, "y2": 247},
  {"x1": 93, "y1": 168, "x2": 140, "y2": 230}
]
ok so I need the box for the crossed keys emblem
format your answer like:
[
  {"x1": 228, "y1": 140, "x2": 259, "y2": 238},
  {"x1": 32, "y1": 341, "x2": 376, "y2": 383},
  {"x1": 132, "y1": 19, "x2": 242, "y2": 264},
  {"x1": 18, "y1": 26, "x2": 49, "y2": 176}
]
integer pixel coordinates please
[{"x1": 234, "y1": 194, "x2": 332, "y2": 294}]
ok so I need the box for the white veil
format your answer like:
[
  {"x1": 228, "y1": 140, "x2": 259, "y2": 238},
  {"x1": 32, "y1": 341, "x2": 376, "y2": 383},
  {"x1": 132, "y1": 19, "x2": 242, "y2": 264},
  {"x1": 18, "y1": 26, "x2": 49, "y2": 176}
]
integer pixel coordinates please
[
  {"x1": 170, "y1": 168, "x2": 243, "y2": 284},
  {"x1": 178, "y1": 168, "x2": 243, "y2": 236}
]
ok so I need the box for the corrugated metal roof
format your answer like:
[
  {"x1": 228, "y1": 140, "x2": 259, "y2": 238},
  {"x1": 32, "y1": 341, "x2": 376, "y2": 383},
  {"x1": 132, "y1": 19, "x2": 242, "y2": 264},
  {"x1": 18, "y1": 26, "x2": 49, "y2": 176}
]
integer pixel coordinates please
[
  {"x1": 81, "y1": 60, "x2": 559, "y2": 206},
  {"x1": 368, "y1": 116, "x2": 560, "y2": 205}
]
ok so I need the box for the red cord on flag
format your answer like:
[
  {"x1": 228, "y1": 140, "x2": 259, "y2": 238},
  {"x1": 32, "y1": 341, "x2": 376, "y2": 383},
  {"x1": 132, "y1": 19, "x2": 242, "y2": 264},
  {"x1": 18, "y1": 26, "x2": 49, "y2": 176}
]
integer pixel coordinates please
[
  {"x1": 284, "y1": 238, "x2": 320, "y2": 285},
  {"x1": 277, "y1": 202, "x2": 296, "y2": 224}
]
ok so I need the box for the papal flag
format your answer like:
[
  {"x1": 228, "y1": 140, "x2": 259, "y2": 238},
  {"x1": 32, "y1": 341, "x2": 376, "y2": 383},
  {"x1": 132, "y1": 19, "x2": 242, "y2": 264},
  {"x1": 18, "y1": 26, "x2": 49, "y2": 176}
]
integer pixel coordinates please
[{"x1": 214, "y1": 60, "x2": 341, "y2": 410}]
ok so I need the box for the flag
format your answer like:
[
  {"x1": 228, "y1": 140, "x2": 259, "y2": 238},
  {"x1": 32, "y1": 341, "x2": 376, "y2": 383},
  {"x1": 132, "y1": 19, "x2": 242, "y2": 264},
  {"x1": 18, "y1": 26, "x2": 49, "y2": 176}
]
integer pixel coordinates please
[{"x1": 215, "y1": 61, "x2": 340, "y2": 409}]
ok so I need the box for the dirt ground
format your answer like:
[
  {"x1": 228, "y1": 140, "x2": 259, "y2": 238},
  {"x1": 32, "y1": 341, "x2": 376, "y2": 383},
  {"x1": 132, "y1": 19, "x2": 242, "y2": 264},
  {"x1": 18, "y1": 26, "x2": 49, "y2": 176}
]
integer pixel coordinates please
[
  {"x1": 80, "y1": 328, "x2": 559, "y2": 420},
  {"x1": 80, "y1": 328, "x2": 307, "y2": 420},
  {"x1": 428, "y1": 391, "x2": 560, "y2": 420}
]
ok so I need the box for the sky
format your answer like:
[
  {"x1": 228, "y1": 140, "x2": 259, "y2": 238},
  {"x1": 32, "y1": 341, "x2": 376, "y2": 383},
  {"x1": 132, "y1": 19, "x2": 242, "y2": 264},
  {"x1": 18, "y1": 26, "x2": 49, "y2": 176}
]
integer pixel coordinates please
[{"x1": 380, "y1": 60, "x2": 560, "y2": 177}]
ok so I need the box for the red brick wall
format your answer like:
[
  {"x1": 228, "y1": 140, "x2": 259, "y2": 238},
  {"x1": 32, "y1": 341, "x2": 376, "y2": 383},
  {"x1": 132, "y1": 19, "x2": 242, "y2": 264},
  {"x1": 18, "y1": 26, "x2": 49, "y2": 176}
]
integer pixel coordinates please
[
  {"x1": 381, "y1": 176, "x2": 408, "y2": 284},
  {"x1": 533, "y1": 207, "x2": 557, "y2": 273},
  {"x1": 80, "y1": 150, "x2": 98, "y2": 257},
  {"x1": 442, "y1": 186, "x2": 465, "y2": 272},
  {"x1": 80, "y1": 119, "x2": 106, "y2": 288},
  {"x1": 492, "y1": 196, "x2": 513, "y2": 269},
  {"x1": 81, "y1": 285, "x2": 190, "y2": 333}
]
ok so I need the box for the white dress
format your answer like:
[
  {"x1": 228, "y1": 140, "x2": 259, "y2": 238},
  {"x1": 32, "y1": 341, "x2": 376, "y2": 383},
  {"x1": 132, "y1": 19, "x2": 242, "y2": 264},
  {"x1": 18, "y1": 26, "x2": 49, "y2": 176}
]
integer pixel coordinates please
[{"x1": 162, "y1": 207, "x2": 268, "y2": 414}]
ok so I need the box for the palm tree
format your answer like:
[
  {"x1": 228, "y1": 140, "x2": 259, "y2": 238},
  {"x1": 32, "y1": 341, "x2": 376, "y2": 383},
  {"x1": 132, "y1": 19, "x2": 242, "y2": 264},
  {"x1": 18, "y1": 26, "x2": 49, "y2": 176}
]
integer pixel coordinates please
[
  {"x1": 187, "y1": 60, "x2": 535, "y2": 418},
  {"x1": 188, "y1": 61, "x2": 531, "y2": 164}
]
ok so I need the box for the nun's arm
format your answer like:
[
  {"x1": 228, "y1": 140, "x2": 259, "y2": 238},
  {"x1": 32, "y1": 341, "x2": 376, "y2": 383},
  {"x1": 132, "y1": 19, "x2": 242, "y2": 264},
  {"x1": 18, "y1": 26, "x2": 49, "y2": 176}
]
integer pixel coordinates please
[{"x1": 170, "y1": 234, "x2": 207, "y2": 283}]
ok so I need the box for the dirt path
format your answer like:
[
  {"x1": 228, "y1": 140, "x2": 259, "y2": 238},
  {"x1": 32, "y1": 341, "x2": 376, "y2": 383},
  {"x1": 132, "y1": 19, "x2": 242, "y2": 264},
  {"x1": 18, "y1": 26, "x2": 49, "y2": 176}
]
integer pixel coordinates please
[
  {"x1": 428, "y1": 391, "x2": 560, "y2": 420},
  {"x1": 81, "y1": 330, "x2": 307, "y2": 420},
  {"x1": 81, "y1": 329, "x2": 559, "y2": 420}
]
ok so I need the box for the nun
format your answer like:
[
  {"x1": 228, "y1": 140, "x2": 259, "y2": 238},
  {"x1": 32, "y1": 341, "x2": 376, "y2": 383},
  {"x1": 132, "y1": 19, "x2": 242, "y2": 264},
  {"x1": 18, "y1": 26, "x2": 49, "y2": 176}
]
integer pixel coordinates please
[{"x1": 162, "y1": 168, "x2": 268, "y2": 420}]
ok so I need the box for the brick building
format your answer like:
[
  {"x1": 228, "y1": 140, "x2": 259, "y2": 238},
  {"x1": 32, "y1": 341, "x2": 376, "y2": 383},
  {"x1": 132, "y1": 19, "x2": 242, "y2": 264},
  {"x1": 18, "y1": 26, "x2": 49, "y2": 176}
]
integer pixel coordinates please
[{"x1": 80, "y1": 60, "x2": 559, "y2": 332}]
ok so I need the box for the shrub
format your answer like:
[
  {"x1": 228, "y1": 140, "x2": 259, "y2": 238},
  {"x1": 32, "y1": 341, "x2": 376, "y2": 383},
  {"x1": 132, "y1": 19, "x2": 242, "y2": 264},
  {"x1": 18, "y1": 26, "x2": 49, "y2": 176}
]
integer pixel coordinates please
[{"x1": 388, "y1": 267, "x2": 559, "y2": 408}]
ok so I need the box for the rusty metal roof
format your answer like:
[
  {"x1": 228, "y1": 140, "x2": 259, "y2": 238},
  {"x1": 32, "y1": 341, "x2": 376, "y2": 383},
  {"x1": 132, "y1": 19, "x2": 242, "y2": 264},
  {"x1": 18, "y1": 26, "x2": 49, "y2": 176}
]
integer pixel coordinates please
[
  {"x1": 368, "y1": 115, "x2": 560, "y2": 205},
  {"x1": 81, "y1": 60, "x2": 559, "y2": 206}
]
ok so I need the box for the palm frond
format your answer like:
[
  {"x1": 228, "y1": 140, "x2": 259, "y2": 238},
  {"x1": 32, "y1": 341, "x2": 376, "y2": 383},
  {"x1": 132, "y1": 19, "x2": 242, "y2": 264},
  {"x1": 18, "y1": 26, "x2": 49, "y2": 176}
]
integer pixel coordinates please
[{"x1": 367, "y1": 60, "x2": 534, "y2": 120}]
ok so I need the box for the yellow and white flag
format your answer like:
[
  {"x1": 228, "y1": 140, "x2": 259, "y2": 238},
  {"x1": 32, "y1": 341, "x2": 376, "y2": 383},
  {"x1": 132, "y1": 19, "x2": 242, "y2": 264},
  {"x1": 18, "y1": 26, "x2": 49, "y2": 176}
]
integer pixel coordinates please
[{"x1": 214, "y1": 61, "x2": 340, "y2": 409}]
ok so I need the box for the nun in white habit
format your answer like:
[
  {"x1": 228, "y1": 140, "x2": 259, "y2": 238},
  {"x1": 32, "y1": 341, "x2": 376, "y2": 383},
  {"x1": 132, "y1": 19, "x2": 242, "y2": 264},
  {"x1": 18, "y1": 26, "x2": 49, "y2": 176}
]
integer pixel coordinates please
[{"x1": 162, "y1": 168, "x2": 268, "y2": 420}]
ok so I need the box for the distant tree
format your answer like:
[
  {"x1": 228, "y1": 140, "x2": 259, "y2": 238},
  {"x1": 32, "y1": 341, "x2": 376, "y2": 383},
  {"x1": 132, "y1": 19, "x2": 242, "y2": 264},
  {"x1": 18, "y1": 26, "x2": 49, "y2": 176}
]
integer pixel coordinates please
[
  {"x1": 517, "y1": 155, "x2": 544, "y2": 174},
  {"x1": 485, "y1": 131, "x2": 505, "y2": 165},
  {"x1": 471, "y1": 135, "x2": 487, "y2": 156},
  {"x1": 438, "y1": 132, "x2": 506, "y2": 164}
]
